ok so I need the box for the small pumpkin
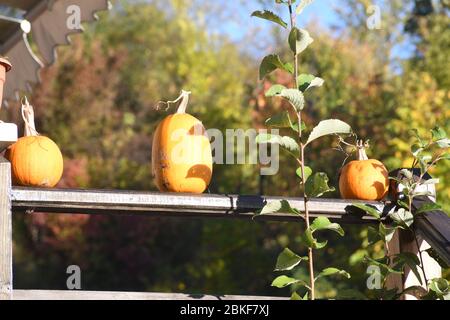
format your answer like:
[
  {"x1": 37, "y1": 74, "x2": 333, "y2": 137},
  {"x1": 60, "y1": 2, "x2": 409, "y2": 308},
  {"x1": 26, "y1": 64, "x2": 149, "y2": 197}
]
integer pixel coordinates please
[
  {"x1": 5, "y1": 98, "x2": 63, "y2": 187},
  {"x1": 152, "y1": 90, "x2": 212, "y2": 193},
  {"x1": 339, "y1": 140, "x2": 389, "y2": 201}
]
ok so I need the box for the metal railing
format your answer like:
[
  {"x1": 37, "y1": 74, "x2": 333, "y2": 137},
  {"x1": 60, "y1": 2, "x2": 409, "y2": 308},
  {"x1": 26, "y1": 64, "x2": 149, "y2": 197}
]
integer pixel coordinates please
[{"x1": 1, "y1": 157, "x2": 448, "y2": 300}]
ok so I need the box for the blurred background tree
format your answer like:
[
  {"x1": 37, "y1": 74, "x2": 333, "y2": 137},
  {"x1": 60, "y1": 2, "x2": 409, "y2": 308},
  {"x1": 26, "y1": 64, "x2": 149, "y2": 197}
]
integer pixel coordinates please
[{"x1": 1, "y1": 0, "x2": 448, "y2": 298}]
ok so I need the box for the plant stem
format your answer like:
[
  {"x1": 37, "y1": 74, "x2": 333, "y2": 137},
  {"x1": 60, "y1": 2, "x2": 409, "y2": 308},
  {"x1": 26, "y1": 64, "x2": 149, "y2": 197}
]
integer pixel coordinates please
[
  {"x1": 288, "y1": 0, "x2": 315, "y2": 300},
  {"x1": 300, "y1": 143, "x2": 315, "y2": 299}
]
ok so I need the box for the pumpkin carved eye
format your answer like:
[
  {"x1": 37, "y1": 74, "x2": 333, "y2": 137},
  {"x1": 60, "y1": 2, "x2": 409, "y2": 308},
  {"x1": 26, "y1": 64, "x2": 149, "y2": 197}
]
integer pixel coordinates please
[
  {"x1": 339, "y1": 140, "x2": 389, "y2": 201},
  {"x1": 5, "y1": 97, "x2": 63, "y2": 188},
  {"x1": 151, "y1": 91, "x2": 213, "y2": 194}
]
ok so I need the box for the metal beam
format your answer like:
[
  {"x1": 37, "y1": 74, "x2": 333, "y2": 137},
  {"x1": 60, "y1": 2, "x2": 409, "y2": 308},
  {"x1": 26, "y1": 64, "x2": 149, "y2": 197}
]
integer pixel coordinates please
[
  {"x1": 13, "y1": 289, "x2": 287, "y2": 300},
  {"x1": 11, "y1": 187, "x2": 391, "y2": 223}
]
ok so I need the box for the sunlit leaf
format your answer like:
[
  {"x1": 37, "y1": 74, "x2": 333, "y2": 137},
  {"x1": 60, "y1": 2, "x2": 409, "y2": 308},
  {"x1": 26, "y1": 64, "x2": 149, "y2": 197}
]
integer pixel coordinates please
[
  {"x1": 431, "y1": 126, "x2": 446, "y2": 141},
  {"x1": 297, "y1": 73, "x2": 324, "y2": 92},
  {"x1": 306, "y1": 119, "x2": 352, "y2": 145},
  {"x1": 305, "y1": 172, "x2": 335, "y2": 198},
  {"x1": 436, "y1": 138, "x2": 450, "y2": 148},
  {"x1": 259, "y1": 54, "x2": 293, "y2": 79},
  {"x1": 251, "y1": 10, "x2": 288, "y2": 28},
  {"x1": 310, "y1": 216, "x2": 344, "y2": 236},
  {"x1": 300, "y1": 228, "x2": 328, "y2": 249},
  {"x1": 296, "y1": 166, "x2": 312, "y2": 183},
  {"x1": 428, "y1": 278, "x2": 449, "y2": 298},
  {"x1": 290, "y1": 291, "x2": 302, "y2": 300},
  {"x1": 379, "y1": 222, "x2": 396, "y2": 243},
  {"x1": 255, "y1": 133, "x2": 300, "y2": 153},
  {"x1": 388, "y1": 208, "x2": 414, "y2": 229},
  {"x1": 265, "y1": 111, "x2": 293, "y2": 128},
  {"x1": 256, "y1": 199, "x2": 301, "y2": 217},
  {"x1": 315, "y1": 267, "x2": 350, "y2": 281},
  {"x1": 271, "y1": 275, "x2": 308, "y2": 288},
  {"x1": 352, "y1": 203, "x2": 382, "y2": 220},
  {"x1": 288, "y1": 27, "x2": 313, "y2": 55},
  {"x1": 265, "y1": 84, "x2": 286, "y2": 97},
  {"x1": 276, "y1": 88, "x2": 305, "y2": 111},
  {"x1": 275, "y1": 248, "x2": 308, "y2": 271}
]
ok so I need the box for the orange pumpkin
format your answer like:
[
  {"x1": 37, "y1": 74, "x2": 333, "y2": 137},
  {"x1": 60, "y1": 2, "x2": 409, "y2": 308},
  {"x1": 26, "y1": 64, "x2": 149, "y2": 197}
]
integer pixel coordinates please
[
  {"x1": 152, "y1": 90, "x2": 212, "y2": 193},
  {"x1": 5, "y1": 98, "x2": 63, "y2": 187},
  {"x1": 339, "y1": 141, "x2": 389, "y2": 201}
]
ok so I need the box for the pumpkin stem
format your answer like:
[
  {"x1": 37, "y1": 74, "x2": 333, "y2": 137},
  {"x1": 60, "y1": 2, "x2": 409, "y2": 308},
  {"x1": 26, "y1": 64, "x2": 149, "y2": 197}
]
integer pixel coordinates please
[
  {"x1": 21, "y1": 96, "x2": 38, "y2": 136},
  {"x1": 356, "y1": 139, "x2": 369, "y2": 160},
  {"x1": 176, "y1": 90, "x2": 191, "y2": 114}
]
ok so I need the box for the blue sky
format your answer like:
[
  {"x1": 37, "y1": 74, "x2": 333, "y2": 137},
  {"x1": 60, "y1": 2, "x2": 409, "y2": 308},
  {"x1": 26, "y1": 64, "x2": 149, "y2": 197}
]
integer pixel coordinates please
[{"x1": 224, "y1": 0, "x2": 339, "y2": 42}]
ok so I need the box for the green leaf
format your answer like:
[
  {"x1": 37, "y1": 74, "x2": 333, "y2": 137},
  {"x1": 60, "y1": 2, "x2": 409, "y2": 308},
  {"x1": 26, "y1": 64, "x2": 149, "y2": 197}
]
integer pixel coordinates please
[
  {"x1": 436, "y1": 138, "x2": 450, "y2": 148},
  {"x1": 393, "y1": 252, "x2": 422, "y2": 285},
  {"x1": 300, "y1": 228, "x2": 327, "y2": 249},
  {"x1": 290, "y1": 121, "x2": 306, "y2": 133},
  {"x1": 279, "y1": 89, "x2": 305, "y2": 111},
  {"x1": 305, "y1": 172, "x2": 335, "y2": 198},
  {"x1": 428, "y1": 278, "x2": 449, "y2": 298},
  {"x1": 255, "y1": 133, "x2": 300, "y2": 153},
  {"x1": 367, "y1": 226, "x2": 382, "y2": 245},
  {"x1": 251, "y1": 10, "x2": 288, "y2": 28},
  {"x1": 290, "y1": 292, "x2": 302, "y2": 300},
  {"x1": 351, "y1": 203, "x2": 382, "y2": 220},
  {"x1": 284, "y1": 62, "x2": 294, "y2": 74},
  {"x1": 275, "y1": 248, "x2": 307, "y2": 271},
  {"x1": 420, "y1": 178, "x2": 440, "y2": 185},
  {"x1": 410, "y1": 129, "x2": 426, "y2": 147},
  {"x1": 265, "y1": 84, "x2": 286, "y2": 97},
  {"x1": 431, "y1": 126, "x2": 446, "y2": 141},
  {"x1": 257, "y1": 200, "x2": 301, "y2": 217},
  {"x1": 305, "y1": 119, "x2": 352, "y2": 145},
  {"x1": 415, "y1": 202, "x2": 441, "y2": 214},
  {"x1": 439, "y1": 152, "x2": 450, "y2": 160},
  {"x1": 271, "y1": 275, "x2": 308, "y2": 288},
  {"x1": 296, "y1": 166, "x2": 312, "y2": 183},
  {"x1": 259, "y1": 54, "x2": 293, "y2": 79},
  {"x1": 297, "y1": 73, "x2": 324, "y2": 92},
  {"x1": 310, "y1": 216, "x2": 345, "y2": 236},
  {"x1": 379, "y1": 222, "x2": 396, "y2": 243},
  {"x1": 316, "y1": 267, "x2": 350, "y2": 281},
  {"x1": 411, "y1": 144, "x2": 423, "y2": 157},
  {"x1": 388, "y1": 208, "x2": 414, "y2": 229},
  {"x1": 296, "y1": 0, "x2": 315, "y2": 15},
  {"x1": 399, "y1": 168, "x2": 413, "y2": 180},
  {"x1": 288, "y1": 27, "x2": 314, "y2": 55},
  {"x1": 265, "y1": 111, "x2": 293, "y2": 128},
  {"x1": 364, "y1": 256, "x2": 402, "y2": 274}
]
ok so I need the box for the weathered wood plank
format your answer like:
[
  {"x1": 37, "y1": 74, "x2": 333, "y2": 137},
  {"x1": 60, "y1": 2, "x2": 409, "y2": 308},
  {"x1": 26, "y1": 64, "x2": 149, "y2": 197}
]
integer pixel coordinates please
[
  {"x1": 11, "y1": 187, "x2": 390, "y2": 223},
  {"x1": 0, "y1": 157, "x2": 12, "y2": 300},
  {"x1": 13, "y1": 289, "x2": 287, "y2": 300}
]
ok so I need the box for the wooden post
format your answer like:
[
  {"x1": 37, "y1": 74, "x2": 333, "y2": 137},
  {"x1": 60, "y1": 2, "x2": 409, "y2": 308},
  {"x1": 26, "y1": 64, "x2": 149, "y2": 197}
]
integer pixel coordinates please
[
  {"x1": 0, "y1": 156, "x2": 12, "y2": 300},
  {"x1": 386, "y1": 170, "x2": 442, "y2": 299},
  {"x1": 387, "y1": 229, "x2": 441, "y2": 299}
]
